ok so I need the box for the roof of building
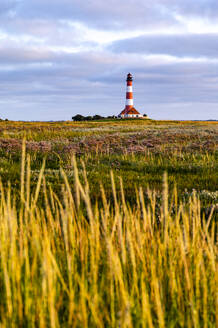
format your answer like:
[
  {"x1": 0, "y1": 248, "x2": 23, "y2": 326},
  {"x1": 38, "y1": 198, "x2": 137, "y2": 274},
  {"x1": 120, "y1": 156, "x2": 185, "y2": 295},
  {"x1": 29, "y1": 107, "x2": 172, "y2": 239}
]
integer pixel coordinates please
[
  {"x1": 126, "y1": 108, "x2": 140, "y2": 115},
  {"x1": 119, "y1": 107, "x2": 141, "y2": 115},
  {"x1": 119, "y1": 109, "x2": 126, "y2": 115}
]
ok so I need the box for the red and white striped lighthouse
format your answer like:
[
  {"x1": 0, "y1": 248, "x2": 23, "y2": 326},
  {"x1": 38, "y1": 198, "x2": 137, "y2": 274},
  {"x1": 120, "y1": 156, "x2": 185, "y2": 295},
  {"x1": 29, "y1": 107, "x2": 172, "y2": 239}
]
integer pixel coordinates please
[
  {"x1": 125, "y1": 73, "x2": 134, "y2": 111},
  {"x1": 118, "y1": 73, "x2": 143, "y2": 118}
]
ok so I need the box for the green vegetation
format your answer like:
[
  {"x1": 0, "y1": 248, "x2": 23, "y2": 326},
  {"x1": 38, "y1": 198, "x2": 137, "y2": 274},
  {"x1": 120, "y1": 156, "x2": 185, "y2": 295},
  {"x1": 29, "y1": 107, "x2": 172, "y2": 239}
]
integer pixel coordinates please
[
  {"x1": 0, "y1": 120, "x2": 217, "y2": 327},
  {"x1": 72, "y1": 114, "x2": 117, "y2": 121}
]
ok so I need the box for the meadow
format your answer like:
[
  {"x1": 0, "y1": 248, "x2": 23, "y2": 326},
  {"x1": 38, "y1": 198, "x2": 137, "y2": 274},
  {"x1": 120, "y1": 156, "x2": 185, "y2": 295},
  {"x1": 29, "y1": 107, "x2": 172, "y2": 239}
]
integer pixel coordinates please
[{"x1": 0, "y1": 119, "x2": 217, "y2": 327}]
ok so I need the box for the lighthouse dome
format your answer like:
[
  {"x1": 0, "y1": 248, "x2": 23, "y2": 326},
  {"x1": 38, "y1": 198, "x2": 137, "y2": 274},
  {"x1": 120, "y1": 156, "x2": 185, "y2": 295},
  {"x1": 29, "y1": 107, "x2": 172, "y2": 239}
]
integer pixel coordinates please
[{"x1": 126, "y1": 73, "x2": 133, "y2": 81}]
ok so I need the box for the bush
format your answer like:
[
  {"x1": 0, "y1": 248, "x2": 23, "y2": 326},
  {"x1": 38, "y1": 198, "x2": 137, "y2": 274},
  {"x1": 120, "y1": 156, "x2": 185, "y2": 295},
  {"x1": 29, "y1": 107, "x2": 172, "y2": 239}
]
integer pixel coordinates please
[
  {"x1": 72, "y1": 114, "x2": 85, "y2": 121},
  {"x1": 92, "y1": 115, "x2": 104, "y2": 120},
  {"x1": 72, "y1": 114, "x2": 105, "y2": 121}
]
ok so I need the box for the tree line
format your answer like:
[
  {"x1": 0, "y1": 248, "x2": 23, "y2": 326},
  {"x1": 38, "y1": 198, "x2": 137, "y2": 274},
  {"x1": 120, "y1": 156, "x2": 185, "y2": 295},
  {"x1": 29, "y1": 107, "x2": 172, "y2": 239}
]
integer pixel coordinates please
[
  {"x1": 72, "y1": 114, "x2": 116, "y2": 121},
  {"x1": 72, "y1": 114, "x2": 148, "y2": 121}
]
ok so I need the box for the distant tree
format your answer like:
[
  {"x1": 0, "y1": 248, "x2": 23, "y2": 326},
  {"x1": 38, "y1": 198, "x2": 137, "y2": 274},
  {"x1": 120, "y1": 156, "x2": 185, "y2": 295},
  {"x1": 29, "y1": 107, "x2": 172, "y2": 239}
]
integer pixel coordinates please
[
  {"x1": 72, "y1": 114, "x2": 85, "y2": 121},
  {"x1": 85, "y1": 116, "x2": 93, "y2": 121},
  {"x1": 143, "y1": 114, "x2": 148, "y2": 117},
  {"x1": 72, "y1": 114, "x2": 107, "y2": 121},
  {"x1": 93, "y1": 115, "x2": 104, "y2": 120}
]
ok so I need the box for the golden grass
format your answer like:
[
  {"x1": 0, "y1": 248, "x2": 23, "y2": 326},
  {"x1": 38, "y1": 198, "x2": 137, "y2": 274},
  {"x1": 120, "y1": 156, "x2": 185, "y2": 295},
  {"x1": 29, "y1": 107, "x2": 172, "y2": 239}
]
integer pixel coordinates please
[{"x1": 0, "y1": 141, "x2": 217, "y2": 327}]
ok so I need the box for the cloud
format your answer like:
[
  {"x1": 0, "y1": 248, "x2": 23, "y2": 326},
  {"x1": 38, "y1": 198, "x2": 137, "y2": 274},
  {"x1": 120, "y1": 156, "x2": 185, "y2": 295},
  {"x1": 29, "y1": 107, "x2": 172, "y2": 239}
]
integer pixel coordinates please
[
  {"x1": 0, "y1": 0, "x2": 18, "y2": 16},
  {"x1": 13, "y1": 0, "x2": 176, "y2": 29},
  {"x1": 110, "y1": 33, "x2": 218, "y2": 58},
  {"x1": 5, "y1": 0, "x2": 218, "y2": 30}
]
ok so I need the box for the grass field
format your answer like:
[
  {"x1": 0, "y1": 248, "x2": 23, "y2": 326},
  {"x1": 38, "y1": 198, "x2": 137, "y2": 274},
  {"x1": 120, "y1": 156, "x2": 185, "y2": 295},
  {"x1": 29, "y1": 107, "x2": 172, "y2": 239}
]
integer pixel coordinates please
[{"x1": 0, "y1": 119, "x2": 217, "y2": 327}]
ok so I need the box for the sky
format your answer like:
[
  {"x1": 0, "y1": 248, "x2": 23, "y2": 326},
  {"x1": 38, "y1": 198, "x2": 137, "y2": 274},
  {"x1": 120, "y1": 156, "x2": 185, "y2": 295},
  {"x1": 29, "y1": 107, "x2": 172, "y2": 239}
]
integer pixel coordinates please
[{"x1": 0, "y1": 0, "x2": 218, "y2": 121}]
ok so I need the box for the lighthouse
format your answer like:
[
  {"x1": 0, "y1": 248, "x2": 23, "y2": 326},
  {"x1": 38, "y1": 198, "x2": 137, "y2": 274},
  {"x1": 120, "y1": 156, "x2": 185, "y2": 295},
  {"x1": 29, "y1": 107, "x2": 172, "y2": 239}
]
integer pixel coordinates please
[{"x1": 118, "y1": 73, "x2": 143, "y2": 118}]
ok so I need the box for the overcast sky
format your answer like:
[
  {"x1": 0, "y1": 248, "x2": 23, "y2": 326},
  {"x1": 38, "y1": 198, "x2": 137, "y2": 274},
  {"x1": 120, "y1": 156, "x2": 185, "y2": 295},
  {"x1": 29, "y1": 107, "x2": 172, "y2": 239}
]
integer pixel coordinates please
[{"x1": 0, "y1": 0, "x2": 218, "y2": 120}]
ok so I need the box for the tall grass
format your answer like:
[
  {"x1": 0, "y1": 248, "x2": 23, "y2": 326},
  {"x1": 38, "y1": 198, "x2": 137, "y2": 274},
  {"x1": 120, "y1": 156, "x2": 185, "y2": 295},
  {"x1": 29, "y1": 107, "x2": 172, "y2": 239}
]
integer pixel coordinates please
[{"x1": 0, "y1": 142, "x2": 217, "y2": 327}]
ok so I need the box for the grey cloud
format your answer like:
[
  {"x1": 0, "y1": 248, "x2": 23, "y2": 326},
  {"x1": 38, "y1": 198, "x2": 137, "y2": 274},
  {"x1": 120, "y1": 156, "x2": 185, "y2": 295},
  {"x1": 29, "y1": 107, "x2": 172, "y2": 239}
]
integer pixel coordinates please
[
  {"x1": 168, "y1": 0, "x2": 218, "y2": 18},
  {"x1": 110, "y1": 34, "x2": 218, "y2": 58},
  {"x1": 6, "y1": 0, "x2": 218, "y2": 29},
  {"x1": 6, "y1": 0, "x2": 177, "y2": 29},
  {"x1": 0, "y1": 18, "x2": 97, "y2": 50},
  {"x1": 0, "y1": 47, "x2": 54, "y2": 64},
  {"x1": 0, "y1": 0, "x2": 18, "y2": 15}
]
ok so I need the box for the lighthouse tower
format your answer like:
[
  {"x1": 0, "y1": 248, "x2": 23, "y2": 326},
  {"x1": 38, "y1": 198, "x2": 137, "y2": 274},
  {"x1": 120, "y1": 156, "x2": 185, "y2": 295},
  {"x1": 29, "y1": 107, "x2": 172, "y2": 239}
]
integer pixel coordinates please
[
  {"x1": 118, "y1": 73, "x2": 143, "y2": 118},
  {"x1": 125, "y1": 72, "x2": 134, "y2": 111}
]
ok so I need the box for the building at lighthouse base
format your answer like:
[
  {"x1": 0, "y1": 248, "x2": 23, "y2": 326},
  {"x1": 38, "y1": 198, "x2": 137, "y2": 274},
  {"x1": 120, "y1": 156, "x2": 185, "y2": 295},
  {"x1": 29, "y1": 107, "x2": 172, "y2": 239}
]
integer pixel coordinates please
[{"x1": 118, "y1": 107, "x2": 144, "y2": 119}]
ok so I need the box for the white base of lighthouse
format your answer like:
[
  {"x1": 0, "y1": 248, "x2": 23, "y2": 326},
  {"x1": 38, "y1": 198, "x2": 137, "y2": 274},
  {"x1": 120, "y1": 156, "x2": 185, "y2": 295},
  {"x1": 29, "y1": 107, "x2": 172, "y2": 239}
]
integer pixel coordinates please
[{"x1": 118, "y1": 108, "x2": 145, "y2": 119}]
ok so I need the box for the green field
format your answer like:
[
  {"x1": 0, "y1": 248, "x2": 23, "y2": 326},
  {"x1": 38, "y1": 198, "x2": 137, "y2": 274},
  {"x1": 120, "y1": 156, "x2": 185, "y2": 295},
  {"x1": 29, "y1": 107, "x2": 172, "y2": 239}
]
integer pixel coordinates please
[{"x1": 0, "y1": 120, "x2": 217, "y2": 327}]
